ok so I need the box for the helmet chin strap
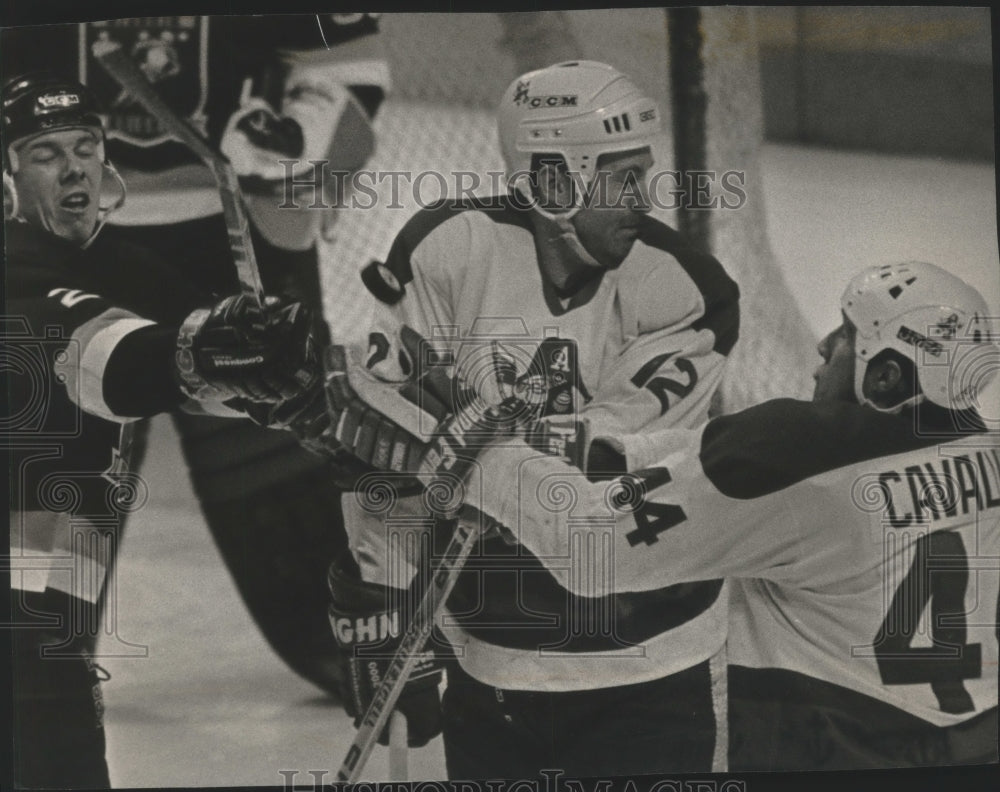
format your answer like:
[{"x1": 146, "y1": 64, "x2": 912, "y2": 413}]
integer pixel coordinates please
[
  {"x1": 3, "y1": 170, "x2": 19, "y2": 220},
  {"x1": 81, "y1": 161, "x2": 127, "y2": 249},
  {"x1": 509, "y1": 172, "x2": 604, "y2": 271},
  {"x1": 854, "y1": 356, "x2": 924, "y2": 415},
  {"x1": 5, "y1": 144, "x2": 126, "y2": 247}
]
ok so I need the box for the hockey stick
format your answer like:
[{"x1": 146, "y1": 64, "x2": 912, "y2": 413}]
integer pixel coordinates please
[
  {"x1": 387, "y1": 712, "x2": 409, "y2": 781},
  {"x1": 336, "y1": 516, "x2": 481, "y2": 783},
  {"x1": 91, "y1": 40, "x2": 266, "y2": 308}
]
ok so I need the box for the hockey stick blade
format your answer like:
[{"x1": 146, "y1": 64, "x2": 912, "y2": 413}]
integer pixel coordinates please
[
  {"x1": 336, "y1": 517, "x2": 481, "y2": 783},
  {"x1": 91, "y1": 40, "x2": 266, "y2": 308}
]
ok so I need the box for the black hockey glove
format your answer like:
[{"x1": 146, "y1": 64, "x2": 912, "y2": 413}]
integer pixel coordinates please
[
  {"x1": 328, "y1": 553, "x2": 443, "y2": 748},
  {"x1": 175, "y1": 294, "x2": 319, "y2": 404},
  {"x1": 245, "y1": 381, "x2": 376, "y2": 490}
]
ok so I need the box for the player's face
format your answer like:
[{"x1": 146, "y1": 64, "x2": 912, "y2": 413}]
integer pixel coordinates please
[
  {"x1": 12, "y1": 128, "x2": 104, "y2": 245},
  {"x1": 813, "y1": 316, "x2": 858, "y2": 403},
  {"x1": 572, "y1": 147, "x2": 654, "y2": 269}
]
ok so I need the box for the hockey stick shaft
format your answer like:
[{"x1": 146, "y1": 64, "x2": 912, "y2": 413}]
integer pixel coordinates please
[
  {"x1": 387, "y1": 712, "x2": 409, "y2": 781},
  {"x1": 91, "y1": 40, "x2": 266, "y2": 308},
  {"x1": 336, "y1": 517, "x2": 480, "y2": 783}
]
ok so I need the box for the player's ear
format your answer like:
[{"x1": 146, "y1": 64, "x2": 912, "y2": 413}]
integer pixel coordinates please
[{"x1": 863, "y1": 357, "x2": 905, "y2": 405}]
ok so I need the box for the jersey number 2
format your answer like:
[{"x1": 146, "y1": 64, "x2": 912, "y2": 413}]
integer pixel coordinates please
[
  {"x1": 872, "y1": 531, "x2": 982, "y2": 714},
  {"x1": 631, "y1": 352, "x2": 698, "y2": 417}
]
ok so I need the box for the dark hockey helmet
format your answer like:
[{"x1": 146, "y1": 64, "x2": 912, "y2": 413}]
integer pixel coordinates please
[
  {"x1": 2, "y1": 71, "x2": 125, "y2": 234},
  {"x1": 2, "y1": 72, "x2": 105, "y2": 169}
]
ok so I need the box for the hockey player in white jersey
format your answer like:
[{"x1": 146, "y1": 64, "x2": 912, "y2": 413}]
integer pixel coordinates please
[
  {"x1": 322, "y1": 61, "x2": 741, "y2": 777},
  {"x1": 455, "y1": 260, "x2": 998, "y2": 770}
]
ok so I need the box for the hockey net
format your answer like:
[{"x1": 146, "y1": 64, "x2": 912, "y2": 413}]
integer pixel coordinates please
[{"x1": 319, "y1": 8, "x2": 817, "y2": 413}]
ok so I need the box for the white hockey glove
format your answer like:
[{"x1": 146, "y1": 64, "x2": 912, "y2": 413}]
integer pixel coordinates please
[
  {"x1": 324, "y1": 348, "x2": 525, "y2": 494},
  {"x1": 220, "y1": 95, "x2": 305, "y2": 180},
  {"x1": 220, "y1": 77, "x2": 362, "y2": 182}
]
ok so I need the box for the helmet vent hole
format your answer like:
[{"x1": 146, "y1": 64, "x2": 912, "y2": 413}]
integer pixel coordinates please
[{"x1": 889, "y1": 285, "x2": 903, "y2": 299}]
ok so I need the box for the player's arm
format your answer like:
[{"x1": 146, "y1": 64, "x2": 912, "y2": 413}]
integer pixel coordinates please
[
  {"x1": 468, "y1": 400, "x2": 816, "y2": 594},
  {"x1": 40, "y1": 286, "x2": 319, "y2": 422},
  {"x1": 583, "y1": 235, "x2": 740, "y2": 462},
  {"x1": 528, "y1": 320, "x2": 734, "y2": 474},
  {"x1": 583, "y1": 325, "x2": 728, "y2": 468}
]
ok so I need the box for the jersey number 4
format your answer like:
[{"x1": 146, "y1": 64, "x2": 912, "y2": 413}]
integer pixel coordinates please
[
  {"x1": 622, "y1": 466, "x2": 688, "y2": 547},
  {"x1": 873, "y1": 531, "x2": 983, "y2": 714}
]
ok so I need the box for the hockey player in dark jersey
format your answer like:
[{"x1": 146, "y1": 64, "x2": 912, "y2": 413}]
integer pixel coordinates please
[
  {"x1": 3, "y1": 72, "x2": 321, "y2": 788},
  {"x1": 316, "y1": 61, "x2": 741, "y2": 777},
  {"x1": 443, "y1": 260, "x2": 996, "y2": 771},
  {"x1": 2, "y1": 13, "x2": 388, "y2": 696}
]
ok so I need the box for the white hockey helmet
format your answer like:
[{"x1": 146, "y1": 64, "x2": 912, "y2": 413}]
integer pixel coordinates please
[
  {"x1": 497, "y1": 60, "x2": 662, "y2": 194},
  {"x1": 841, "y1": 261, "x2": 998, "y2": 412}
]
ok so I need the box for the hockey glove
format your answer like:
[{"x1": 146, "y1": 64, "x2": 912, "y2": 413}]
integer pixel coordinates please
[
  {"x1": 322, "y1": 335, "x2": 528, "y2": 512},
  {"x1": 221, "y1": 96, "x2": 305, "y2": 182},
  {"x1": 328, "y1": 553, "x2": 443, "y2": 748},
  {"x1": 242, "y1": 381, "x2": 376, "y2": 489},
  {"x1": 175, "y1": 293, "x2": 319, "y2": 404}
]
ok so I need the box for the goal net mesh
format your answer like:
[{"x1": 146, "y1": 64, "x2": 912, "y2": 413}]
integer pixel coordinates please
[{"x1": 319, "y1": 8, "x2": 817, "y2": 413}]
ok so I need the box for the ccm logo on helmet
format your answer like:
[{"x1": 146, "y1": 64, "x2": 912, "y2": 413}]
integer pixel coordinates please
[
  {"x1": 526, "y1": 95, "x2": 578, "y2": 109},
  {"x1": 37, "y1": 92, "x2": 80, "y2": 109},
  {"x1": 512, "y1": 81, "x2": 578, "y2": 108}
]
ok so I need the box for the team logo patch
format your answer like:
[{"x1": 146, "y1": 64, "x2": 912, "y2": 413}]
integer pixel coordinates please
[
  {"x1": 522, "y1": 338, "x2": 592, "y2": 417},
  {"x1": 80, "y1": 16, "x2": 209, "y2": 146},
  {"x1": 934, "y1": 313, "x2": 961, "y2": 340}
]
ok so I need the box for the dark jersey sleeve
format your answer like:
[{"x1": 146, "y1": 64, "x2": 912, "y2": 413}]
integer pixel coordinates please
[{"x1": 5, "y1": 222, "x2": 206, "y2": 420}]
